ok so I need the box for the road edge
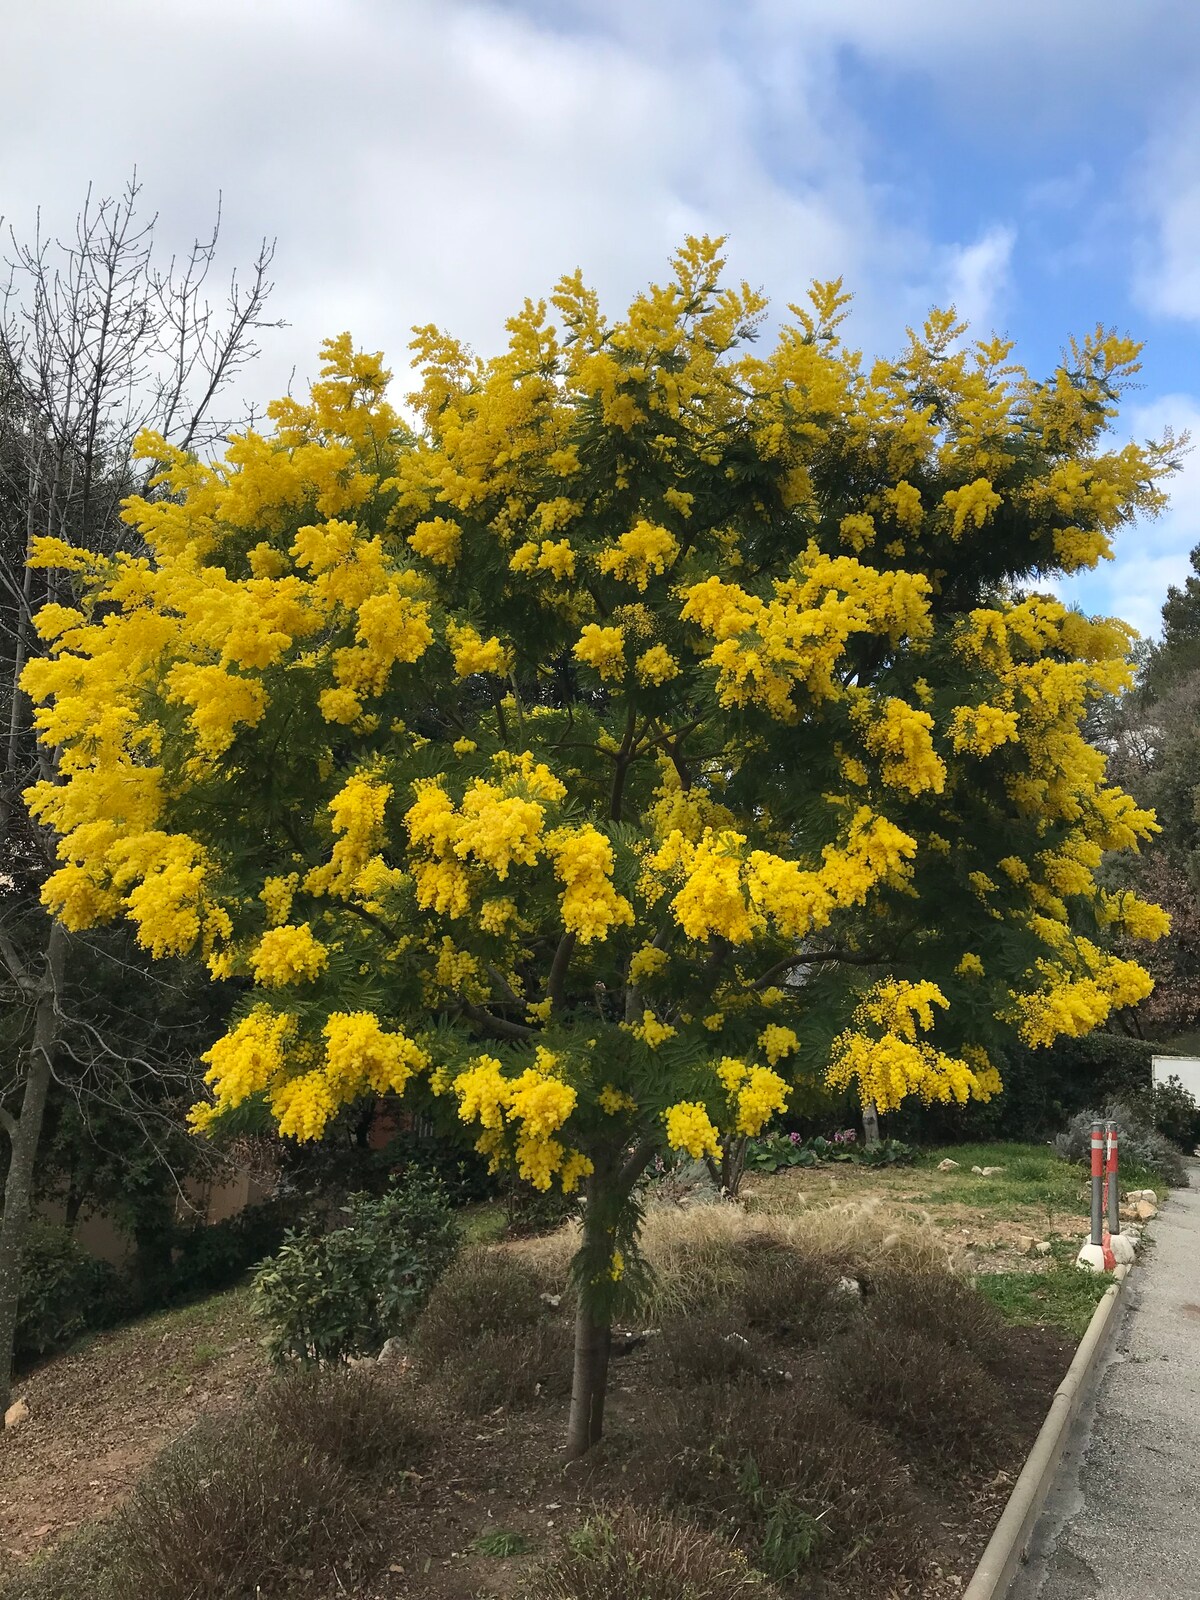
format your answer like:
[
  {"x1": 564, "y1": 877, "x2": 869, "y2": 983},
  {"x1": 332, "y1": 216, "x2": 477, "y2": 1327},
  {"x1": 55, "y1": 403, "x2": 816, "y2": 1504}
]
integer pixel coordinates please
[{"x1": 962, "y1": 1261, "x2": 1130, "y2": 1600}]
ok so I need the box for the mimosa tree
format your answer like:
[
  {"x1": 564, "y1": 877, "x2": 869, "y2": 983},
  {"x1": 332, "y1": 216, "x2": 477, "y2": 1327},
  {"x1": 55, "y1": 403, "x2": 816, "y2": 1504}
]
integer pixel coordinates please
[{"x1": 22, "y1": 240, "x2": 1174, "y2": 1454}]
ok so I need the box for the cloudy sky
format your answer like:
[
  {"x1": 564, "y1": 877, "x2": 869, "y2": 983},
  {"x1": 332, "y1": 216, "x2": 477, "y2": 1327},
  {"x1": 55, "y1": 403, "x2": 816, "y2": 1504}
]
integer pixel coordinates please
[{"x1": 6, "y1": 0, "x2": 1200, "y2": 634}]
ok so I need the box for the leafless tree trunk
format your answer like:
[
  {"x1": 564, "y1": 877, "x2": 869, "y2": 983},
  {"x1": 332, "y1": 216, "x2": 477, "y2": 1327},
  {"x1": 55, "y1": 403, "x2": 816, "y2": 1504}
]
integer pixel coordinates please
[
  {"x1": 0, "y1": 919, "x2": 65, "y2": 1417},
  {"x1": 0, "y1": 176, "x2": 280, "y2": 1422}
]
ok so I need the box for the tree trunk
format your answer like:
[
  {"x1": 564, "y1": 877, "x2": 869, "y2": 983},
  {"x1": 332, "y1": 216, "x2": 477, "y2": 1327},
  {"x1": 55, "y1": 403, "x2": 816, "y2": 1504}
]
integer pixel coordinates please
[
  {"x1": 565, "y1": 1296, "x2": 611, "y2": 1460},
  {"x1": 0, "y1": 921, "x2": 66, "y2": 1421},
  {"x1": 862, "y1": 1100, "x2": 881, "y2": 1148}
]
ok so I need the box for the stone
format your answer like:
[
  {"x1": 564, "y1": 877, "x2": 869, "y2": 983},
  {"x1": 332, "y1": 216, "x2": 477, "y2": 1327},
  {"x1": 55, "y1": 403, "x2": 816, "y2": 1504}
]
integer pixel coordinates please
[
  {"x1": 376, "y1": 1337, "x2": 405, "y2": 1367},
  {"x1": 1035, "y1": 1241, "x2": 1052, "y2": 1255},
  {"x1": 1124, "y1": 1189, "x2": 1158, "y2": 1205},
  {"x1": 836, "y1": 1275, "x2": 863, "y2": 1298},
  {"x1": 980, "y1": 1166, "x2": 1006, "y2": 1176},
  {"x1": 1135, "y1": 1200, "x2": 1158, "y2": 1221},
  {"x1": 1017, "y1": 1236, "x2": 1037, "y2": 1254},
  {"x1": 1109, "y1": 1232, "x2": 1136, "y2": 1264},
  {"x1": 1075, "y1": 1242, "x2": 1108, "y2": 1274},
  {"x1": 937, "y1": 1158, "x2": 960, "y2": 1171},
  {"x1": 3, "y1": 1399, "x2": 28, "y2": 1431},
  {"x1": 540, "y1": 1292, "x2": 562, "y2": 1309},
  {"x1": 971, "y1": 1165, "x2": 984, "y2": 1175}
]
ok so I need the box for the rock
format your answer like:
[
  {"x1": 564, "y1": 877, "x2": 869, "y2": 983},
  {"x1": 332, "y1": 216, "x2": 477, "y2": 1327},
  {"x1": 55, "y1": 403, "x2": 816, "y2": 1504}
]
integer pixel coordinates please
[
  {"x1": 540, "y1": 1292, "x2": 562, "y2": 1309},
  {"x1": 1017, "y1": 1236, "x2": 1037, "y2": 1254},
  {"x1": 1124, "y1": 1189, "x2": 1158, "y2": 1205},
  {"x1": 1109, "y1": 1232, "x2": 1136, "y2": 1264},
  {"x1": 836, "y1": 1275, "x2": 863, "y2": 1298},
  {"x1": 1035, "y1": 1241, "x2": 1052, "y2": 1255},
  {"x1": 3, "y1": 1399, "x2": 28, "y2": 1431},
  {"x1": 980, "y1": 1165, "x2": 1006, "y2": 1176},
  {"x1": 1075, "y1": 1242, "x2": 1108, "y2": 1274},
  {"x1": 937, "y1": 1158, "x2": 960, "y2": 1171},
  {"x1": 970, "y1": 1165, "x2": 984, "y2": 1175},
  {"x1": 376, "y1": 1337, "x2": 405, "y2": 1367},
  {"x1": 1135, "y1": 1200, "x2": 1158, "y2": 1221}
]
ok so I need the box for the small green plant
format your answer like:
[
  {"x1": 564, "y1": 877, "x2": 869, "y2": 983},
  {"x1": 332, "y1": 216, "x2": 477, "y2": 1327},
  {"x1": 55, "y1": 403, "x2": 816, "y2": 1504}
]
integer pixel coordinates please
[
  {"x1": 252, "y1": 1173, "x2": 457, "y2": 1365},
  {"x1": 475, "y1": 1529, "x2": 533, "y2": 1557},
  {"x1": 857, "y1": 1138, "x2": 917, "y2": 1167},
  {"x1": 737, "y1": 1459, "x2": 824, "y2": 1577}
]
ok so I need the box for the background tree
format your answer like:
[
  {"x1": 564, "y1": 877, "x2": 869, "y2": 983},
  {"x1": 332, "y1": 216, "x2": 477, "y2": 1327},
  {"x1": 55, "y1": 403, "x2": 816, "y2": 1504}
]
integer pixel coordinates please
[
  {"x1": 0, "y1": 177, "x2": 279, "y2": 1419},
  {"x1": 1103, "y1": 541, "x2": 1200, "y2": 1041},
  {"x1": 24, "y1": 239, "x2": 1174, "y2": 1453}
]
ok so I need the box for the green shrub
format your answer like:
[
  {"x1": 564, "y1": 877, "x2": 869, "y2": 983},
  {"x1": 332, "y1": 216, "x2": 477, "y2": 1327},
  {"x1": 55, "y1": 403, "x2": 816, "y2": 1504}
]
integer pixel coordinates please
[
  {"x1": 252, "y1": 1173, "x2": 457, "y2": 1365},
  {"x1": 15, "y1": 1224, "x2": 127, "y2": 1362},
  {"x1": 1055, "y1": 1102, "x2": 1188, "y2": 1186},
  {"x1": 531, "y1": 1504, "x2": 781, "y2": 1599},
  {"x1": 166, "y1": 1197, "x2": 292, "y2": 1302},
  {"x1": 1151, "y1": 1074, "x2": 1200, "y2": 1152}
]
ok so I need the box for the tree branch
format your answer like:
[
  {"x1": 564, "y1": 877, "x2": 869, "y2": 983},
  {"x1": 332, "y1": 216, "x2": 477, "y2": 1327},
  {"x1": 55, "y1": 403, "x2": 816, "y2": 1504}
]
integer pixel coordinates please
[
  {"x1": 752, "y1": 946, "x2": 892, "y2": 990},
  {"x1": 0, "y1": 1104, "x2": 16, "y2": 1142},
  {"x1": 461, "y1": 1001, "x2": 536, "y2": 1042},
  {"x1": 547, "y1": 932, "x2": 577, "y2": 1013}
]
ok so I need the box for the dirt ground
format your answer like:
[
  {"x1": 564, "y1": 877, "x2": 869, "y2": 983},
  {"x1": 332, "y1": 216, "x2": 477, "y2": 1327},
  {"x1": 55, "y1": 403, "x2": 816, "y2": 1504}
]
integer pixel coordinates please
[{"x1": 0, "y1": 1291, "x2": 265, "y2": 1581}]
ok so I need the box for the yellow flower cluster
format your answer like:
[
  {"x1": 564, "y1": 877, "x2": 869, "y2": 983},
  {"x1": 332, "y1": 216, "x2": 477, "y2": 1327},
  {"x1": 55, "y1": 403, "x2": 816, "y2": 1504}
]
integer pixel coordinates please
[
  {"x1": 573, "y1": 623, "x2": 626, "y2": 681},
  {"x1": 714, "y1": 1057, "x2": 791, "y2": 1134},
  {"x1": 626, "y1": 1009, "x2": 677, "y2": 1048},
  {"x1": 447, "y1": 622, "x2": 512, "y2": 679},
  {"x1": 545, "y1": 824, "x2": 635, "y2": 944},
  {"x1": 663, "y1": 1100, "x2": 722, "y2": 1160},
  {"x1": 251, "y1": 922, "x2": 329, "y2": 986},
  {"x1": 759, "y1": 1024, "x2": 799, "y2": 1064},
  {"x1": 650, "y1": 808, "x2": 916, "y2": 945},
  {"x1": 596, "y1": 519, "x2": 679, "y2": 590},
  {"x1": 857, "y1": 698, "x2": 946, "y2": 795},
  {"x1": 451, "y1": 1051, "x2": 592, "y2": 1192},
  {"x1": 949, "y1": 703, "x2": 1019, "y2": 756}
]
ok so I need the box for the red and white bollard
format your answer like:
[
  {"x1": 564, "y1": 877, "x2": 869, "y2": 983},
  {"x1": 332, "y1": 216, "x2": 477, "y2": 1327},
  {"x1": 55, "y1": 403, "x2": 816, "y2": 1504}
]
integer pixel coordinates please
[{"x1": 1076, "y1": 1119, "x2": 1110, "y2": 1273}]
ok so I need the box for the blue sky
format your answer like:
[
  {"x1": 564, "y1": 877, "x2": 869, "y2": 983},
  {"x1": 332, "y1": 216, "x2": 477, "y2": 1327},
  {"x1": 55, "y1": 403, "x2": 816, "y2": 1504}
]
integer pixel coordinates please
[{"x1": 5, "y1": 0, "x2": 1200, "y2": 633}]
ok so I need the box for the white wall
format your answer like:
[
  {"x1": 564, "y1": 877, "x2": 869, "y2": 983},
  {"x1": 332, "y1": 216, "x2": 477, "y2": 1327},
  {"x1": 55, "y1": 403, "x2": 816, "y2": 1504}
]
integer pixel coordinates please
[{"x1": 1153, "y1": 1055, "x2": 1200, "y2": 1101}]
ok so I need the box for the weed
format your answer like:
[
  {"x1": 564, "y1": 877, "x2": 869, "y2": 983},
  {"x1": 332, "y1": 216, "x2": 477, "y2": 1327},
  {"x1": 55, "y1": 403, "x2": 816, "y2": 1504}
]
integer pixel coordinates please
[
  {"x1": 414, "y1": 1247, "x2": 572, "y2": 1413},
  {"x1": 475, "y1": 1529, "x2": 533, "y2": 1557}
]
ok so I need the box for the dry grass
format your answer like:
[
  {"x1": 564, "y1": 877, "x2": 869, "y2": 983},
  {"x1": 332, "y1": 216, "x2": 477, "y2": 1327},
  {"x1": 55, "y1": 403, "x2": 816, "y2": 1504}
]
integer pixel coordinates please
[
  {"x1": 515, "y1": 1197, "x2": 962, "y2": 1323},
  {"x1": 530, "y1": 1503, "x2": 782, "y2": 1599}
]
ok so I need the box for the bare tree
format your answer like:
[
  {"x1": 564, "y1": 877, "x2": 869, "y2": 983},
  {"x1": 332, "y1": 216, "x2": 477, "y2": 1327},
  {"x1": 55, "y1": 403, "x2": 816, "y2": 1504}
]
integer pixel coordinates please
[{"x1": 0, "y1": 175, "x2": 281, "y2": 1419}]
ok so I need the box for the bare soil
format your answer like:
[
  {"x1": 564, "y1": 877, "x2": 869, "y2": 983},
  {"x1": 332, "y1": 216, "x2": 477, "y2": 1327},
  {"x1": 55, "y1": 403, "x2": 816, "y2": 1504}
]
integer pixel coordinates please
[{"x1": 0, "y1": 1291, "x2": 265, "y2": 1580}]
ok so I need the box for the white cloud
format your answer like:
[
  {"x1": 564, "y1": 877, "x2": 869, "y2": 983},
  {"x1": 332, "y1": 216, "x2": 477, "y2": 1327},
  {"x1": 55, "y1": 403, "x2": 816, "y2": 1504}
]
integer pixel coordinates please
[
  {"x1": 1058, "y1": 394, "x2": 1200, "y2": 635},
  {"x1": 0, "y1": 0, "x2": 1025, "y2": 412},
  {"x1": 940, "y1": 225, "x2": 1016, "y2": 334},
  {"x1": 1133, "y1": 104, "x2": 1200, "y2": 322}
]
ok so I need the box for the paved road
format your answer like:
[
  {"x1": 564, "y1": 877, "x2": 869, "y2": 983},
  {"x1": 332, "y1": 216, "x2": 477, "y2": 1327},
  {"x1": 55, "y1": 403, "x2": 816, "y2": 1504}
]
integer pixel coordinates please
[{"x1": 1012, "y1": 1161, "x2": 1200, "y2": 1600}]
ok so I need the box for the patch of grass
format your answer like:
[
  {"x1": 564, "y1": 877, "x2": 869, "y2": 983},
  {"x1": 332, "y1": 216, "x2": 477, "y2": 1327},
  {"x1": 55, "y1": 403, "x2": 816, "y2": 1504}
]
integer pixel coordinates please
[
  {"x1": 976, "y1": 1260, "x2": 1108, "y2": 1339},
  {"x1": 530, "y1": 1505, "x2": 781, "y2": 1599},
  {"x1": 475, "y1": 1529, "x2": 533, "y2": 1557},
  {"x1": 458, "y1": 1201, "x2": 509, "y2": 1245}
]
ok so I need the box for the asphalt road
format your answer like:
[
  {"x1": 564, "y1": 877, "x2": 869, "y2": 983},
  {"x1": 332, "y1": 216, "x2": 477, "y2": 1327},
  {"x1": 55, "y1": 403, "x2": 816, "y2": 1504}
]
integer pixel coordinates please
[{"x1": 1011, "y1": 1160, "x2": 1200, "y2": 1600}]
